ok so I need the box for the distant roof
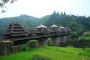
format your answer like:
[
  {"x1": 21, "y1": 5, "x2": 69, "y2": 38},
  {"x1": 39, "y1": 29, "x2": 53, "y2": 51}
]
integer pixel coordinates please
[
  {"x1": 59, "y1": 26, "x2": 65, "y2": 28},
  {"x1": 51, "y1": 24, "x2": 58, "y2": 28},
  {"x1": 36, "y1": 24, "x2": 47, "y2": 28},
  {"x1": 59, "y1": 26, "x2": 67, "y2": 32}
]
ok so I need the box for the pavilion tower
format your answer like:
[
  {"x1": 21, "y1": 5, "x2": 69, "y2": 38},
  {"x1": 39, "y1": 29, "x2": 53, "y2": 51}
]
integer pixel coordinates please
[
  {"x1": 50, "y1": 24, "x2": 60, "y2": 46},
  {"x1": 4, "y1": 22, "x2": 28, "y2": 45}
]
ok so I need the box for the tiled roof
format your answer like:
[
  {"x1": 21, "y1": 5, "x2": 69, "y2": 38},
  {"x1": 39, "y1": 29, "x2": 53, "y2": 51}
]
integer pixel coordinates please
[
  {"x1": 51, "y1": 24, "x2": 58, "y2": 28},
  {"x1": 59, "y1": 26, "x2": 65, "y2": 29},
  {"x1": 36, "y1": 24, "x2": 47, "y2": 28}
]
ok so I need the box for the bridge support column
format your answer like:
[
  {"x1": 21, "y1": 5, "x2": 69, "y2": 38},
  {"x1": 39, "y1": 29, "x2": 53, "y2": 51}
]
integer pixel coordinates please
[
  {"x1": 60, "y1": 36, "x2": 67, "y2": 46},
  {"x1": 12, "y1": 46, "x2": 18, "y2": 53},
  {"x1": 51, "y1": 37, "x2": 60, "y2": 46},
  {"x1": 38, "y1": 38, "x2": 48, "y2": 47},
  {"x1": 0, "y1": 40, "x2": 13, "y2": 56}
]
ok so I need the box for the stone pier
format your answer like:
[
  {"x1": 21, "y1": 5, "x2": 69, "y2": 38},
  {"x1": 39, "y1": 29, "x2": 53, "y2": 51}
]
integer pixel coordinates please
[
  {"x1": 60, "y1": 36, "x2": 68, "y2": 46},
  {"x1": 51, "y1": 37, "x2": 60, "y2": 46},
  {"x1": 38, "y1": 39, "x2": 48, "y2": 47},
  {"x1": 0, "y1": 40, "x2": 13, "y2": 55}
]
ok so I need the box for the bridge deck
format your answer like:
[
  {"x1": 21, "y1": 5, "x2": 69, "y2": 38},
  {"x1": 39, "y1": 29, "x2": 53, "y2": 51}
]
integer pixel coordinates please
[{"x1": 12, "y1": 32, "x2": 70, "y2": 41}]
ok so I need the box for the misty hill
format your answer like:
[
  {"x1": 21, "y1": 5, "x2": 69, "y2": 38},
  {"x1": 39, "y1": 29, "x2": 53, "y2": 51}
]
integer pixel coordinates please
[{"x1": 0, "y1": 12, "x2": 90, "y2": 38}]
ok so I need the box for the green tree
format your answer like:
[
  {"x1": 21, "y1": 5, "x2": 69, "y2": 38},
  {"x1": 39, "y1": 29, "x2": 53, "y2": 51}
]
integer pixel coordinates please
[{"x1": 0, "y1": 0, "x2": 17, "y2": 12}]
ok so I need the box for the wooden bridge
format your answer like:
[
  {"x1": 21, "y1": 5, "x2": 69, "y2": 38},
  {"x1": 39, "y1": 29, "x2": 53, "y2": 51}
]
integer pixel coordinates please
[{"x1": 4, "y1": 23, "x2": 71, "y2": 46}]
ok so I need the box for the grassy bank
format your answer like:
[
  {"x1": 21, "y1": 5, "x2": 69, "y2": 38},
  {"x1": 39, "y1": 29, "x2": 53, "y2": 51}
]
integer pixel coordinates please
[{"x1": 0, "y1": 46, "x2": 90, "y2": 60}]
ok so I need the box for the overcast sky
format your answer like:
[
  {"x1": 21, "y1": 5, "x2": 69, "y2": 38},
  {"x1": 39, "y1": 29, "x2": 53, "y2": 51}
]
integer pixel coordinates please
[{"x1": 0, "y1": 0, "x2": 90, "y2": 18}]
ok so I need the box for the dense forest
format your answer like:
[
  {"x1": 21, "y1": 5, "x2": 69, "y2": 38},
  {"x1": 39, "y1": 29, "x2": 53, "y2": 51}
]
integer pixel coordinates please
[{"x1": 0, "y1": 11, "x2": 90, "y2": 38}]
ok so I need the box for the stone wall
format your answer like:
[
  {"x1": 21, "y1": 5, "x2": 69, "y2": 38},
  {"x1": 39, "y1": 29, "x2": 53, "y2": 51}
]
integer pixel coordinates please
[
  {"x1": 60, "y1": 36, "x2": 66, "y2": 43},
  {"x1": 0, "y1": 41, "x2": 3, "y2": 55},
  {"x1": 0, "y1": 40, "x2": 13, "y2": 55},
  {"x1": 38, "y1": 39, "x2": 48, "y2": 47},
  {"x1": 13, "y1": 46, "x2": 18, "y2": 53},
  {"x1": 60, "y1": 36, "x2": 68, "y2": 46},
  {"x1": 51, "y1": 37, "x2": 60, "y2": 46}
]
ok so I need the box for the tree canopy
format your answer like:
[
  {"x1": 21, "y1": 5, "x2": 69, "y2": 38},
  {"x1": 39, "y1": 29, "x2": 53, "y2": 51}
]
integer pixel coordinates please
[{"x1": 0, "y1": 0, "x2": 17, "y2": 12}]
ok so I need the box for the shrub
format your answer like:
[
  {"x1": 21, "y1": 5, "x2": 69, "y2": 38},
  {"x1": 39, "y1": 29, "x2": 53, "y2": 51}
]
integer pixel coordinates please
[
  {"x1": 71, "y1": 32, "x2": 79, "y2": 39},
  {"x1": 47, "y1": 38, "x2": 52, "y2": 46},
  {"x1": 8, "y1": 42, "x2": 14, "y2": 53},
  {"x1": 27, "y1": 40, "x2": 38, "y2": 48},
  {"x1": 29, "y1": 54, "x2": 52, "y2": 60},
  {"x1": 17, "y1": 44, "x2": 27, "y2": 52}
]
